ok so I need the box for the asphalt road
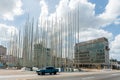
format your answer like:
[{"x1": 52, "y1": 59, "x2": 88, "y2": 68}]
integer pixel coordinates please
[
  {"x1": 32, "y1": 72, "x2": 120, "y2": 80},
  {"x1": 1, "y1": 71, "x2": 120, "y2": 80}
]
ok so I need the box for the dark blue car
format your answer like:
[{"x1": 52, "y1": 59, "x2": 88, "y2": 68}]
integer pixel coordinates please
[{"x1": 36, "y1": 66, "x2": 59, "y2": 75}]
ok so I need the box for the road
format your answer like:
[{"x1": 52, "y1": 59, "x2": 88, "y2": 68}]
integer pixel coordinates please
[
  {"x1": 30, "y1": 71, "x2": 120, "y2": 80},
  {"x1": 0, "y1": 70, "x2": 120, "y2": 80},
  {"x1": 0, "y1": 74, "x2": 36, "y2": 80}
]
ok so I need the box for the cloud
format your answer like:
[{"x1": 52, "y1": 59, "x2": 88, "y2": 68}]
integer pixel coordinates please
[
  {"x1": 0, "y1": 0, "x2": 23, "y2": 20},
  {"x1": 38, "y1": 0, "x2": 120, "y2": 59},
  {"x1": 38, "y1": 1, "x2": 111, "y2": 46},
  {"x1": 40, "y1": 0, "x2": 48, "y2": 17},
  {"x1": 76, "y1": 28, "x2": 113, "y2": 42},
  {"x1": 0, "y1": 24, "x2": 18, "y2": 41},
  {"x1": 110, "y1": 34, "x2": 120, "y2": 59},
  {"x1": 98, "y1": 0, "x2": 120, "y2": 27},
  {"x1": 53, "y1": 0, "x2": 99, "y2": 29},
  {"x1": 99, "y1": 0, "x2": 120, "y2": 20},
  {"x1": 39, "y1": 0, "x2": 120, "y2": 33},
  {"x1": 38, "y1": 0, "x2": 50, "y2": 32},
  {"x1": 114, "y1": 18, "x2": 120, "y2": 25},
  {"x1": 38, "y1": 0, "x2": 115, "y2": 45}
]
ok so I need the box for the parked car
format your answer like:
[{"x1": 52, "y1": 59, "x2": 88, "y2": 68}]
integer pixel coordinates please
[{"x1": 36, "y1": 66, "x2": 59, "y2": 75}]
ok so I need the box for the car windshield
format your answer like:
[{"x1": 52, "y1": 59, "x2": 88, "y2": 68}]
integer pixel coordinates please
[
  {"x1": 42, "y1": 67, "x2": 46, "y2": 69},
  {"x1": 46, "y1": 67, "x2": 54, "y2": 69}
]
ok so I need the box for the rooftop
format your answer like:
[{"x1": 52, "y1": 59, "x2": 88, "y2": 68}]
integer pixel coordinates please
[{"x1": 75, "y1": 37, "x2": 108, "y2": 46}]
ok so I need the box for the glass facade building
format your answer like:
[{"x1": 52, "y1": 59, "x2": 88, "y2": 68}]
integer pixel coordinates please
[{"x1": 74, "y1": 37, "x2": 110, "y2": 69}]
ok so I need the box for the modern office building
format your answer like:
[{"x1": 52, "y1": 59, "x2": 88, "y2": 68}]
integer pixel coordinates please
[{"x1": 74, "y1": 37, "x2": 110, "y2": 69}]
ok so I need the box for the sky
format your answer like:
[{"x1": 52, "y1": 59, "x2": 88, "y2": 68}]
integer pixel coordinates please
[{"x1": 0, "y1": 0, "x2": 120, "y2": 60}]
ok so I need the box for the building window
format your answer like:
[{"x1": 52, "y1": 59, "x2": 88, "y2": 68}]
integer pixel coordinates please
[{"x1": 105, "y1": 46, "x2": 110, "y2": 51}]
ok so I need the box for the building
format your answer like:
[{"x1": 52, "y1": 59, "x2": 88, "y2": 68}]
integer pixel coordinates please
[
  {"x1": 74, "y1": 37, "x2": 110, "y2": 69},
  {"x1": 1, "y1": 55, "x2": 17, "y2": 67},
  {"x1": 34, "y1": 44, "x2": 52, "y2": 68},
  {"x1": 110, "y1": 59, "x2": 120, "y2": 69},
  {"x1": 0, "y1": 45, "x2": 7, "y2": 63},
  {"x1": 51, "y1": 56, "x2": 73, "y2": 71},
  {"x1": 0, "y1": 45, "x2": 6, "y2": 56}
]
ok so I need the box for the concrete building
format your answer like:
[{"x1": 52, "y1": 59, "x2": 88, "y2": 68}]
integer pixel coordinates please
[
  {"x1": 0, "y1": 45, "x2": 6, "y2": 56},
  {"x1": 1, "y1": 55, "x2": 17, "y2": 67},
  {"x1": 0, "y1": 45, "x2": 7, "y2": 62},
  {"x1": 52, "y1": 56, "x2": 73, "y2": 71},
  {"x1": 74, "y1": 37, "x2": 110, "y2": 69},
  {"x1": 34, "y1": 44, "x2": 52, "y2": 68},
  {"x1": 52, "y1": 56, "x2": 73, "y2": 67}
]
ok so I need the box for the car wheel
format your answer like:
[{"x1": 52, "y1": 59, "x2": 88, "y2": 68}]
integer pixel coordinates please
[
  {"x1": 50, "y1": 73, "x2": 52, "y2": 75},
  {"x1": 37, "y1": 72, "x2": 41, "y2": 75},
  {"x1": 54, "y1": 72, "x2": 56, "y2": 75},
  {"x1": 42, "y1": 72, "x2": 45, "y2": 75}
]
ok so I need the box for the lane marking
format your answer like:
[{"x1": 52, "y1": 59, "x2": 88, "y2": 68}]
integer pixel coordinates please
[
  {"x1": 81, "y1": 76, "x2": 95, "y2": 80},
  {"x1": 111, "y1": 73, "x2": 120, "y2": 76}
]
